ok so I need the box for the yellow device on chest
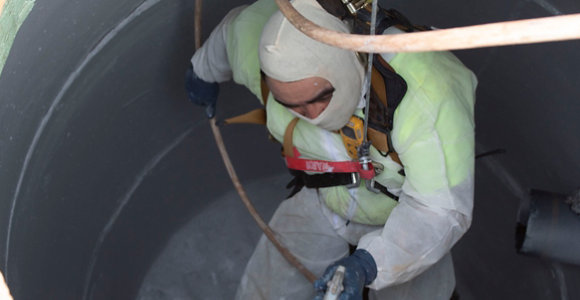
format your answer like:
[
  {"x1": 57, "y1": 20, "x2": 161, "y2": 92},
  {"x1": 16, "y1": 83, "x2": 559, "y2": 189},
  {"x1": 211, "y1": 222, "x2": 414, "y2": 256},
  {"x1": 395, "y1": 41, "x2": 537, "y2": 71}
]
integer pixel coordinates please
[{"x1": 339, "y1": 116, "x2": 365, "y2": 159}]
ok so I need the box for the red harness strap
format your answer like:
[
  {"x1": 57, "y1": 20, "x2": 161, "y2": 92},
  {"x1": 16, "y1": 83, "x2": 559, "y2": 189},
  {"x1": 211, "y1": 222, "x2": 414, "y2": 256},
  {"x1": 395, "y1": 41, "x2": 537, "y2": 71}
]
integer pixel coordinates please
[{"x1": 285, "y1": 148, "x2": 376, "y2": 180}]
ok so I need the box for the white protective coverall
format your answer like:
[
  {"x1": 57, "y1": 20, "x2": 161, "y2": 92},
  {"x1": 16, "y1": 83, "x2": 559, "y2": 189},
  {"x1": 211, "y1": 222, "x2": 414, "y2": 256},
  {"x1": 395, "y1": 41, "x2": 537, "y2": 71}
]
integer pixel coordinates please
[{"x1": 191, "y1": 0, "x2": 477, "y2": 299}]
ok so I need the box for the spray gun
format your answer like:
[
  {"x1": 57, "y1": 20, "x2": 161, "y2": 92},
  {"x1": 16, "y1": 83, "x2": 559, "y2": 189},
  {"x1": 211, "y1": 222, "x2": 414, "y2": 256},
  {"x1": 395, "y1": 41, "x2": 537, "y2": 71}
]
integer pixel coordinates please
[{"x1": 323, "y1": 265, "x2": 346, "y2": 300}]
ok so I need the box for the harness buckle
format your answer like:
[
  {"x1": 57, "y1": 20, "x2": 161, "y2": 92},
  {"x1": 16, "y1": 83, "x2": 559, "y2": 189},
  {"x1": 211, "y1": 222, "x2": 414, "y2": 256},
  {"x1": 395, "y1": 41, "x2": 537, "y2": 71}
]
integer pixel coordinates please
[
  {"x1": 346, "y1": 172, "x2": 360, "y2": 189},
  {"x1": 365, "y1": 178, "x2": 381, "y2": 194},
  {"x1": 357, "y1": 142, "x2": 381, "y2": 193},
  {"x1": 341, "y1": 0, "x2": 369, "y2": 15}
]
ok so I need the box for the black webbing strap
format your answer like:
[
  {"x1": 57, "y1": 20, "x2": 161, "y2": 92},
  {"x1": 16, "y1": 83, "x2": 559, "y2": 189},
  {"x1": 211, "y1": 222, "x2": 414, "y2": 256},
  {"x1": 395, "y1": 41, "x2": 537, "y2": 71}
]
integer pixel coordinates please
[
  {"x1": 371, "y1": 181, "x2": 399, "y2": 201},
  {"x1": 289, "y1": 169, "x2": 356, "y2": 187},
  {"x1": 286, "y1": 169, "x2": 399, "y2": 201}
]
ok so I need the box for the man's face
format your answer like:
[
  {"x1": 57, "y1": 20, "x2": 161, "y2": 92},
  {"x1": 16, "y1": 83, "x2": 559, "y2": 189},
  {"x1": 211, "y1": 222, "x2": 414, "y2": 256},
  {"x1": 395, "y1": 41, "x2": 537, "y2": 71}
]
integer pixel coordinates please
[{"x1": 265, "y1": 76, "x2": 334, "y2": 119}]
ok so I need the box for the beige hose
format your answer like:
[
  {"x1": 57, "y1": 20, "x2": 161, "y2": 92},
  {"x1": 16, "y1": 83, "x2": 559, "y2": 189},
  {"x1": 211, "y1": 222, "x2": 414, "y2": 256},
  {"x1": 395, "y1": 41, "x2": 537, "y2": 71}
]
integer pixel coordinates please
[
  {"x1": 194, "y1": 0, "x2": 317, "y2": 283},
  {"x1": 275, "y1": 0, "x2": 580, "y2": 53}
]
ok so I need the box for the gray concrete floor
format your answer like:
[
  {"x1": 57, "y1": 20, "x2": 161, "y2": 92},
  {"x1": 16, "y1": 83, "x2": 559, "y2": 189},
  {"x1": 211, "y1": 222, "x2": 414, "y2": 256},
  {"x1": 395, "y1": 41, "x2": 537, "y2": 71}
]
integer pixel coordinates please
[{"x1": 138, "y1": 174, "x2": 289, "y2": 300}]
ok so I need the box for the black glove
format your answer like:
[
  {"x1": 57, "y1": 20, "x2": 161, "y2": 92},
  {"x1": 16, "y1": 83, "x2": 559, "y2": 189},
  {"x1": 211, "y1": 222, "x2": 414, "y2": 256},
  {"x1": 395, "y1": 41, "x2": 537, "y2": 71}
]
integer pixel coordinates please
[
  {"x1": 314, "y1": 249, "x2": 377, "y2": 300},
  {"x1": 185, "y1": 64, "x2": 219, "y2": 118}
]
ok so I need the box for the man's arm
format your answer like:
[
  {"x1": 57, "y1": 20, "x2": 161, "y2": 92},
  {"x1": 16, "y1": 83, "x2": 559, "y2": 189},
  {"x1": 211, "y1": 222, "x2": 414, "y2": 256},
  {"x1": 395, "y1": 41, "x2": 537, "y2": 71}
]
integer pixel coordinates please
[
  {"x1": 358, "y1": 187, "x2": 473, "y2": 289},
  {"x1": 187, "y1": 6, "x2": 247, "y2": 117},
  {"x1": 190, "y1": 6, "x2": 247, "y2": 83},
  {"x1": 357, "y1": 51, "x2": 478, "y2": 290}
]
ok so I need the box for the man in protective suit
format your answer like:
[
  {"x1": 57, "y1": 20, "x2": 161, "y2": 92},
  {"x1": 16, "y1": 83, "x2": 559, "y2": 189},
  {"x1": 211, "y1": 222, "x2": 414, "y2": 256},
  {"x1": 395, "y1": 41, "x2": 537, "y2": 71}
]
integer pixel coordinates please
[{"x1": 186, "y1": 0, "x2": 477, "y2": 299}]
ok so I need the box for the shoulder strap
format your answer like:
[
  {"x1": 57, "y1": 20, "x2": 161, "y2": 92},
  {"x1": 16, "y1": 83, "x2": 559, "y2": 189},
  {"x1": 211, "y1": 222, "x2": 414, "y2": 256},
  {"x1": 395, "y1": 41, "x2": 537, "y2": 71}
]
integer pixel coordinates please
[
  {"x1": 367, "y1": 128, "x2": 402, "y2": 165},
  {"x1": 223, "y1": 76, "x2": 269, "y2": 125},
  {"x1": 366, "y1": 54, "x2": 405, "y2": 166},
  {"x1": 260, "y1": 75, "x2": 270, "y2": 106},
  {"x1": 283, "y1": 117, "x2": 300, "y2": 158},
  {"x1": 222, "y1": 108, "x2": 267, "y2": 125}
]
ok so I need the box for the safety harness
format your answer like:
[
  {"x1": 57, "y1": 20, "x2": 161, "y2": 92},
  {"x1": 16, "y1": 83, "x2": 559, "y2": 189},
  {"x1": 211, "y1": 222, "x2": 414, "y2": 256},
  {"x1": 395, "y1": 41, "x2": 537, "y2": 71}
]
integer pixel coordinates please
[
  {"x1": 223, "y1": 1, "x2": 428, "y2": 198},
  {"x1": 280, "y1": 52, "x2": 405, "y2": 198}
]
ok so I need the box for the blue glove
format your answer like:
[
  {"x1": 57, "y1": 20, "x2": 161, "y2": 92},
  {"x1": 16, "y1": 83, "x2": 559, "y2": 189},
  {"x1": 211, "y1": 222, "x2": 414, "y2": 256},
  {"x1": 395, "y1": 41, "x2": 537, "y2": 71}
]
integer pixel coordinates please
[
  {"x1": 185, "y1": 64, "x2": 219, "y2": 118},
  {"x1": 314, "y1": 249, "x2": 377, "y2": 300}
]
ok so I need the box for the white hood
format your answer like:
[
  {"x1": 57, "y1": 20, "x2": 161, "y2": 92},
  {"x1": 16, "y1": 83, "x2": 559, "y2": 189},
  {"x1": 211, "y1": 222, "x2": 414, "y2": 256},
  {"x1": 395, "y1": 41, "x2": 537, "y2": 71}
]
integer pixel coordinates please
[{"x1": 259, "y1": 0, "x2": 364, "y2": 131}]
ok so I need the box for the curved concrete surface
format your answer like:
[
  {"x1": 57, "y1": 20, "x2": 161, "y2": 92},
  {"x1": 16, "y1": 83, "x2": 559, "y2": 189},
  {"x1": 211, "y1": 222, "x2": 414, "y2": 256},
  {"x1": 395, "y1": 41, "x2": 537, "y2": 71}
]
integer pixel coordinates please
[{"x1": 0, "y1": 0, "x2": 579, "y2": 299}]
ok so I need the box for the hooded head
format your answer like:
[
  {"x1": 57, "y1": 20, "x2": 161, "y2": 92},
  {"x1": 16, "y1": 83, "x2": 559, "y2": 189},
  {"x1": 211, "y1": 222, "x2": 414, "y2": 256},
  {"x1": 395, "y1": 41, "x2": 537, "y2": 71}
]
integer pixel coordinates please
[{"x1": 259, "y1": 0, "x2": 364, "y2": 131}]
